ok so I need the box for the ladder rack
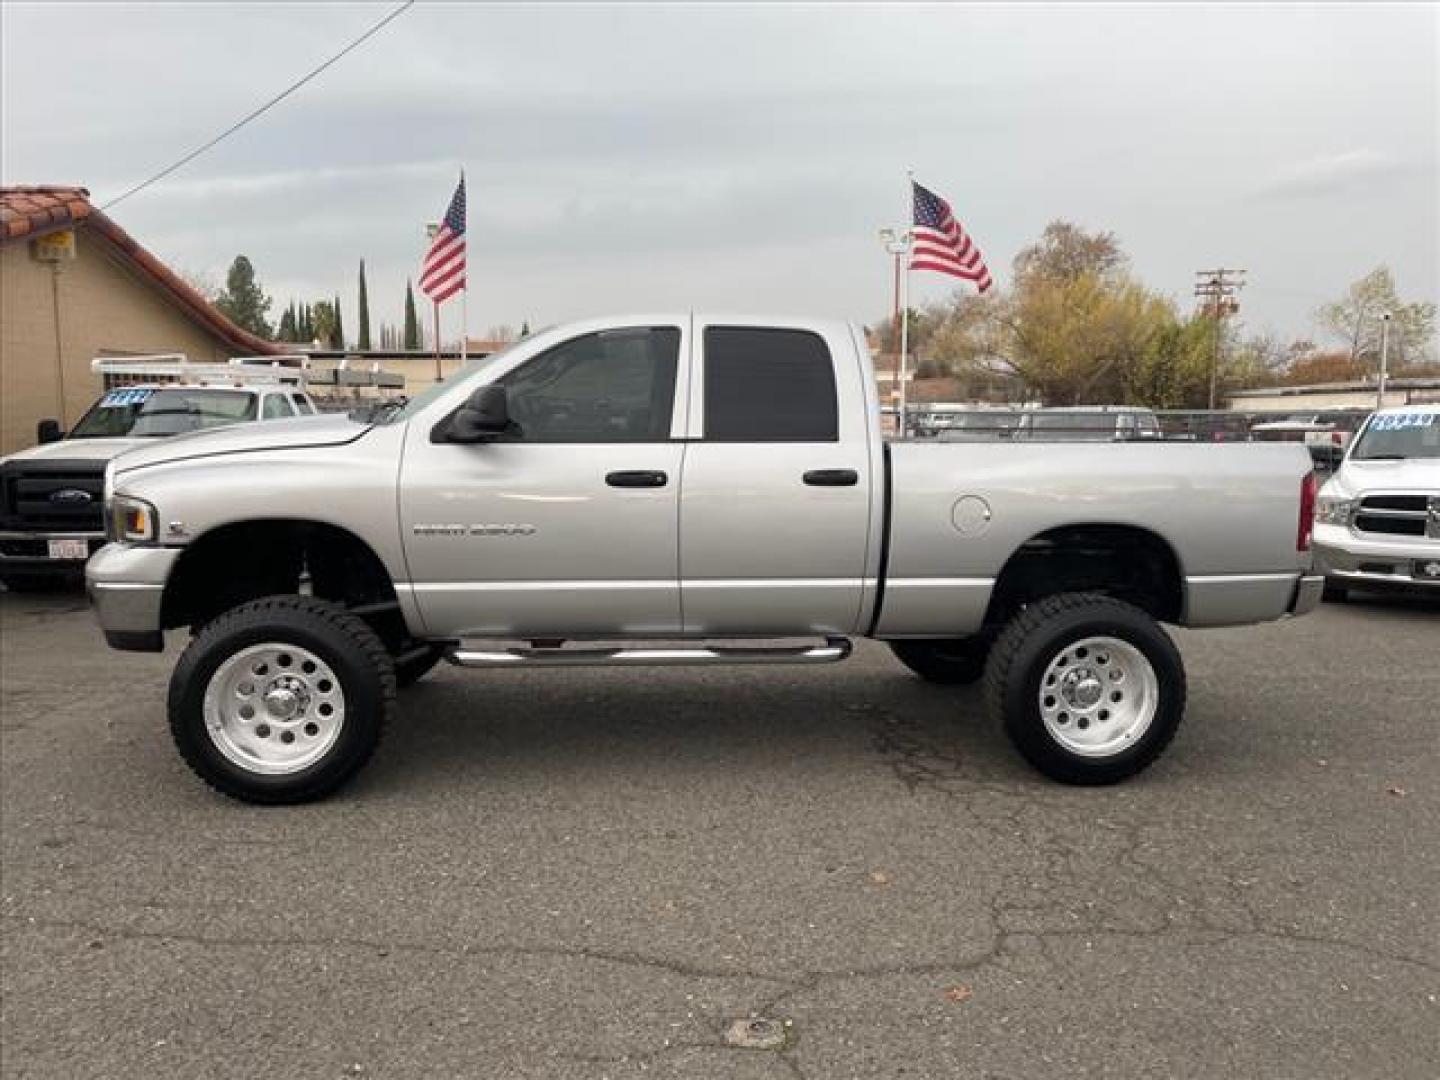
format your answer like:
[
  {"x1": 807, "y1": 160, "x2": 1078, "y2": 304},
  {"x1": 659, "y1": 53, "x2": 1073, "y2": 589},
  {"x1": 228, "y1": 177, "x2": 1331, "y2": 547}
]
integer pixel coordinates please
[{"x1": 92, "y1": 354, "x2": 311, "y2": 386}]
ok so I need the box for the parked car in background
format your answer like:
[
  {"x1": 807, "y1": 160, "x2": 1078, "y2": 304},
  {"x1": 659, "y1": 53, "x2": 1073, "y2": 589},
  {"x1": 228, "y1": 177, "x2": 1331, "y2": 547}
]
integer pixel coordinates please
[
  {"x1": 0, "y1": 356, "x2": 316, "y2": 592},
  {"x1": 1251, "y1": 413, "x2": 1355, "y2": 468},
  {"x1": 1013, "y1": 406, "x2": 1162, "y2": 442},
  {"x1": 918, "y1": 407, "x2": 1023, "y2": 441},
  {"x1": 1313, "y1": 404, "x2": 1440, "y2": 600},
  {"x1": 87, "y1": 314, "x2": 1321, "y2": 802}
]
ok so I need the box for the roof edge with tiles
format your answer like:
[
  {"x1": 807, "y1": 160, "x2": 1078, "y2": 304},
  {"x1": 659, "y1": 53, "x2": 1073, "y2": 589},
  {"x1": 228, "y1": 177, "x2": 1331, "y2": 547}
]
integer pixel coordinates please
[{"x1": 1, "y1": 184, "x2": 284, "y2": 356}]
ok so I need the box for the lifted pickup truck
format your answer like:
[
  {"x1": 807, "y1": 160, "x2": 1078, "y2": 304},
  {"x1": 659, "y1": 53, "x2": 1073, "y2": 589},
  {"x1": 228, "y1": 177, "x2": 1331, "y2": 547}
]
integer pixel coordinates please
[{"x1": 87, "y1": 315, "x2": 1323, "y2": 803}]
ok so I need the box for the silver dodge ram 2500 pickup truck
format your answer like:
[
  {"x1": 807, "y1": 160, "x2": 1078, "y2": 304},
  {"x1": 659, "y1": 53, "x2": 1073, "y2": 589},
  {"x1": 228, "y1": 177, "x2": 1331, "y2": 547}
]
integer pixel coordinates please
[{"x1": 88, "y1": 315, "x2": 1323, "y2": 803}]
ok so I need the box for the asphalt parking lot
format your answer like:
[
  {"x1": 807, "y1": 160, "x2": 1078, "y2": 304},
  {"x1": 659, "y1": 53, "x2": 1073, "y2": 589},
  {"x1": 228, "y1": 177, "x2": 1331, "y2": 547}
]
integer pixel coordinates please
[{"x1": 1, "y1": 590, "x2": 1437, "y2": 1079}]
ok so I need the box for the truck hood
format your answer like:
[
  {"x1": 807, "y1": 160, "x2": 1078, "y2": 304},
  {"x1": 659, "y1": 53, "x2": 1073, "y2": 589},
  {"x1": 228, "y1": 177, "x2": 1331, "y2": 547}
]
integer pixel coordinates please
[
  {"x1": 1327, "y1": 457, "x2": 1440, "y2": 497},
  {"x1": 111, "y1": 414, "x2": 373, "y2": 474},
  {"x1": 1, "y1": 436, "x2": 151, "y2": 466}
]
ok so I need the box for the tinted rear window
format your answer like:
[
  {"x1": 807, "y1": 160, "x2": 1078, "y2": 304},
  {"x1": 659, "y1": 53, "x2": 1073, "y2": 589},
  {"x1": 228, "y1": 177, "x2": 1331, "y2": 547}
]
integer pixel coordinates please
[{"x1": 703, "y1": 327, "x2": 837, "y2": 442}]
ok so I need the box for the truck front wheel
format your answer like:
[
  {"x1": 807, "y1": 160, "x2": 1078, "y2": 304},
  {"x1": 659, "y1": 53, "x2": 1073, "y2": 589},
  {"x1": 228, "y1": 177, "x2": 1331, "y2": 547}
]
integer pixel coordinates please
[
  {"x1": 984, "y1": 593, "x2": 1185, "y2": 785},
  {"x1": 889, "y1": 638, "x2": 989, "y2": 685},
  {"x1": 168, "y1": 596, "x2": 395, "y2": 804}
]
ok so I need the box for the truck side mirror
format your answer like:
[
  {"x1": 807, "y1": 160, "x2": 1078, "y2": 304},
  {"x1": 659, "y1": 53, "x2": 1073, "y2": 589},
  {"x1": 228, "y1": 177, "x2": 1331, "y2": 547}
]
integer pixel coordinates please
[
  {"x1": 448, "y1": 385, "x2": 511, "y2": 442},
  {"x1": 36, "y1": 419, "x2": 63, "y2": 444}
]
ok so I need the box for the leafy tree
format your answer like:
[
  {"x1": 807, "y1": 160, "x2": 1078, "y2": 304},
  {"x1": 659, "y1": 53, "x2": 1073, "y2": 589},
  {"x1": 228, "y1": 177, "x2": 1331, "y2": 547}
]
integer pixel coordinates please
[
  {"x1": 357, "y1": 260, "x2": 372, "y2": 350},
  {"x1": 214, "y1": 255, "x2": 274, "y2": 338},
  {"x1": 1316, "y1": 266, "x2": 1436, "y2": 365},
  {"x1": 519, "y1": 321, "x2": 531, "y2": 338},
  {"x1": 332, "y1": 294, "x2": 345, "y2": 350},
  {"x1": 312, "y1": 300, "x2": 338, "y2": 349},
  {"x1": 1280, "y1": 350, "x2": 1369, "y2": 386},
  {"x1": 1013, "y1": 221, "x2": 1126, "y2": 287},
  {"x1": 403, "y1": 281, "x2": 420, "y2": 350}
]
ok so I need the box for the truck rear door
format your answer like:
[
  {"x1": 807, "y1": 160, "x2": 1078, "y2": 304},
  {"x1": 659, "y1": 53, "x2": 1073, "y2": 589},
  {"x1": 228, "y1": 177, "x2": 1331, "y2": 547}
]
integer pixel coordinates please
[{"x1": 678, "y1": 321, "x2": 878, "y2": 635}]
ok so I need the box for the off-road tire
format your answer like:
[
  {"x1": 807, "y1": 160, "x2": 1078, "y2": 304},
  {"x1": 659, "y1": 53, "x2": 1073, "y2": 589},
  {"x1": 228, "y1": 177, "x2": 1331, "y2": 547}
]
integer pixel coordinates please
[
  {"x1": 395, "y1": 644, "x2": 445, "y2": 688},
  {"x1": 889, "y1": 637, "x2": 990, "y2": 685},
  {"x1": 984, "y1": 592, "x2": 1186, "y2": 785},
  {"x1": 168, "y1": 596, "x2": 395, "y2": 804}
]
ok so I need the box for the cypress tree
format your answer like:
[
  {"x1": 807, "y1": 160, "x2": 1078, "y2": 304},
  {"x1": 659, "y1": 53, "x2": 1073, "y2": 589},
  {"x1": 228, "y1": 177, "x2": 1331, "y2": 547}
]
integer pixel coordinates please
[
  {"x1": 403, "y1": 280, "x2": 420, "y2": 350},
  {"x1": 277, "y1": 304, "x2": 295, "y2": 342},
  {"x1": 357, "y1": 260, "x2": 372, "y2": 350},
  {"x1": 333, "y1": 294, "x2": 345, "y2": 350}
]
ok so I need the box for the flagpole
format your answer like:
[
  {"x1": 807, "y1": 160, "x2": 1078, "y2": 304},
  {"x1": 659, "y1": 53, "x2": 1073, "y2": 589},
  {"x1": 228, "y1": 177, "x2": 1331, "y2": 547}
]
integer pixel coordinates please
[
  {"x1": 433, "y1": 299, "x2": 442, "y2": 383},
  {"x1": 459, "y1": 169, "x2": 468, "y2": 367},
  {"x1": 898, "y1": 169, "x2": 913, "y2": 437}
]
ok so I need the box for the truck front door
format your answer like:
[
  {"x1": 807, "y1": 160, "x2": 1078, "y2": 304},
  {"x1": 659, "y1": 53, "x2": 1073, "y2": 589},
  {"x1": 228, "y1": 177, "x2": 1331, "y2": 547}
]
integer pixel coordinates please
[
  {"x1": 400, "y1": 325, "x2": 688, "y2": 638},
  {"x1": 678, "y1": 323, "x2": 877, "y2": 635}
]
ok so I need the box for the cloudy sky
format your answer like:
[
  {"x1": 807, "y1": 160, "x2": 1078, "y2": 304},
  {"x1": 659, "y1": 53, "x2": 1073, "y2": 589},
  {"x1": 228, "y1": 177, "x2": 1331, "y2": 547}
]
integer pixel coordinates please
[{"x1": 3, "y1": 2, "x2": 1436, "y2": 346}]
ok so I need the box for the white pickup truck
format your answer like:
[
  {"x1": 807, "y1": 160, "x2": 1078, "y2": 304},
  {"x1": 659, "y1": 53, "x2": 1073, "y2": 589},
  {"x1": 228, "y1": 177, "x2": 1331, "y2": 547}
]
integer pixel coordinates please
[
  {"x1": 0, "y1": 357, "x2": 317, "y2": 591},
  {"x1": 86, "y1": 315, "x2": 1323, "y2": 803}
]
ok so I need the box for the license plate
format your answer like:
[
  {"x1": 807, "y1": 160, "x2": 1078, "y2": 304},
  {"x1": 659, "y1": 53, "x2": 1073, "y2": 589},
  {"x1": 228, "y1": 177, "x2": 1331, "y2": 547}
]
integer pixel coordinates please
[
  {"x1": 1414, "y1": 559, "x2": 1440, "y2": 582},
  {"x1": 47, "y1": 539, "x2": 89, "y2": 560}
]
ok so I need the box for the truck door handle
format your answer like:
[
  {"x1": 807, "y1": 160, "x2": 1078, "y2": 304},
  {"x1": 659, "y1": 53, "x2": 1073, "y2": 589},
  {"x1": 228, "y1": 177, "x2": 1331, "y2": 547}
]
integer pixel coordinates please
[
  {"x1": 606, "y1": 470, "x2": 668, "y2": 488},
  {"x1": 803, "y1": 469, "x2": 859, "y2": 487}
]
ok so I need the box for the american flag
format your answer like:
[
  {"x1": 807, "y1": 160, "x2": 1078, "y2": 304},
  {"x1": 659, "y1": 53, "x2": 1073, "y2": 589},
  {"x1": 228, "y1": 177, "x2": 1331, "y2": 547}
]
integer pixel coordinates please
[
  {"x1": 420, "y1": 177, "x2": 466, "y2": 303},
  {"x1": 910, "y1": 180, "x2": 993, "y2": 292}
]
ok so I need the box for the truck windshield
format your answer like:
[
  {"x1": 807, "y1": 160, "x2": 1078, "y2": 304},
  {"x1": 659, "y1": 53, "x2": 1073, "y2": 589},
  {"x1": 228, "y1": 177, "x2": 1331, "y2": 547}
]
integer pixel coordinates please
[
  {"x1": 125, "y1": 389, "x2": 258, "y2": 436},
  {"x1": 1350, "y1": 413, "x2": 1440, "y2": 460}
]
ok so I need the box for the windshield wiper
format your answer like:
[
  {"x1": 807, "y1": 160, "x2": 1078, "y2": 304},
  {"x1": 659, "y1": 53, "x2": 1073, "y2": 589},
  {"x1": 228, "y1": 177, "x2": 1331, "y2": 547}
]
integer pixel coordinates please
[{"x1": 1354, "y1": 454, "x2": 1408, "y2": 461}]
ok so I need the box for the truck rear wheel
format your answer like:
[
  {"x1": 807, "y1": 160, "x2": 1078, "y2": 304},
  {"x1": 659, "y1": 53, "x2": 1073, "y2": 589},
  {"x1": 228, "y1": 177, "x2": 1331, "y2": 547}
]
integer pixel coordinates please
[
  {"x1": 984, "y1": 593, "x2": 1185, "y2": 785},
  {"x1": 889, "y1": 638, "x2": 989, "y2": 685},
  {"x1": 168, "y1": 596, "x2": 395, "y2": 804}
]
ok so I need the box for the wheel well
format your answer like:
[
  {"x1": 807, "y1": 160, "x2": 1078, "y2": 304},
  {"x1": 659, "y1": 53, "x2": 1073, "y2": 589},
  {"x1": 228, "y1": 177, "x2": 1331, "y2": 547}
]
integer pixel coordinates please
[
  {"x1": 983, "y1": 525, "x2": 1183, "y2": 628},
  {"x1": 161, "y1": 520, "x2": 409, "y2": 650}
]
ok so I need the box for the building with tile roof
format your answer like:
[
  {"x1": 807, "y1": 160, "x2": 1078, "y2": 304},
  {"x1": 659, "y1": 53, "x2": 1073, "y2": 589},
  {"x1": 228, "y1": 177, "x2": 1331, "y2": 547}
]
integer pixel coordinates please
[{"x1": 1, "y1": 185, "x2": 285, "y2": 454}]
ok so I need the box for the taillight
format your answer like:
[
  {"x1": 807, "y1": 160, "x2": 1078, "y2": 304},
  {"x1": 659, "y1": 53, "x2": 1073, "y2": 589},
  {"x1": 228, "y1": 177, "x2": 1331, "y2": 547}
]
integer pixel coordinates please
[{"x1": 1298, "y1": 472, "x2": 1317, "y2": 551}]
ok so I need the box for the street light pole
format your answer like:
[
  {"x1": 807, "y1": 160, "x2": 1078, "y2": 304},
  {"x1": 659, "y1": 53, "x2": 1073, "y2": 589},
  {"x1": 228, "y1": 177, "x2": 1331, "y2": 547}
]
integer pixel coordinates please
[
  {"x1": 879, "y1": 227, "x2": 911, "y2": 436},
  {"x1": 1377, "y1": 312, "x2": 1392, "y2": 409}
]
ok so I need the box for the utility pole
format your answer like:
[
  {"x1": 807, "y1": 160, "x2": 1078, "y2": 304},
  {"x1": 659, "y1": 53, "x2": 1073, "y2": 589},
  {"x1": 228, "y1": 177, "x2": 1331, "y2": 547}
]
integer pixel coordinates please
[
  {"x1": 1376, "y1": 311, "x2": 1392, "y2": 409},
  {"x1": 1194, "y1": 268, "x2": 1246, "y2": 410}
]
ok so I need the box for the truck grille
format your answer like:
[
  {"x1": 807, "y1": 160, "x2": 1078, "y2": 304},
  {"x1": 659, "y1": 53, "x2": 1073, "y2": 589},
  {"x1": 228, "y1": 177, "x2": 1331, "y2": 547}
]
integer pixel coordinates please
[
  {"x1": 1354, "y1": 494, "x2": 1437, "y2": 540},
  {"x1": 0, "y1": 461, "x2": 107, "y2": 533}
]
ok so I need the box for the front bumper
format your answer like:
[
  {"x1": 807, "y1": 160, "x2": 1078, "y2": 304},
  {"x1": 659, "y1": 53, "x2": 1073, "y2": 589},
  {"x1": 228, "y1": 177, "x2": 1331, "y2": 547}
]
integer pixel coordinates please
[
  {"x1": 0, "y1": 530, "x2": 105, "y2": 577},
  {"x1": 86, "y1": 543, "x2": 182, "y2": 652},
  {"x1": 1314, "y1": 523, "x2": 1440, "y2": 592}
]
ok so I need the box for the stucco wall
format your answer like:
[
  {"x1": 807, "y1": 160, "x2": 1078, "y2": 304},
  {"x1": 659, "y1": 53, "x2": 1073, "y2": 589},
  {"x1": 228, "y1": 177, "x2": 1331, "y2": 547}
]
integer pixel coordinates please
[{"x1": 1, "y1": 227, "x2": 238, "y2": 455}]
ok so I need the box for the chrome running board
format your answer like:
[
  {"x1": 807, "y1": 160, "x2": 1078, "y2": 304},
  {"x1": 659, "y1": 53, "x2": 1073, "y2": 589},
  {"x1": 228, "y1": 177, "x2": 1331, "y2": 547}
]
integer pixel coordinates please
[{"x1": 446, "y1": 637, "x2": 852, "y2": 669}]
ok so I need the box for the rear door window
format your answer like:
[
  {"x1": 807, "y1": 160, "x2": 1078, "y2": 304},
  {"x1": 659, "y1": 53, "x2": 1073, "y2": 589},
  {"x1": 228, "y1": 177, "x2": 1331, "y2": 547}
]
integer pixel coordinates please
[
  {"x1": 262, "y1": 394, "x2": 295, "y2": 420},
  {"x1": 703, "y1": 327, "x2": 837, "y2": 442}
]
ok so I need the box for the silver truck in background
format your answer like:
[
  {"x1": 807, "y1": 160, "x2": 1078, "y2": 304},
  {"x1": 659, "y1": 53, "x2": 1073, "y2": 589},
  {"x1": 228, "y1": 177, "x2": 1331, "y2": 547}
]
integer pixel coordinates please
[
  {"x1": 86, "y1": 315, "x2": 1322, "y2": 803},
  {"x1": 1313, "y1": 403, "x2": 1440, "y2": 599},
  {"x1": 0, "y1": 356, "x2": 317, "y2": 591}
]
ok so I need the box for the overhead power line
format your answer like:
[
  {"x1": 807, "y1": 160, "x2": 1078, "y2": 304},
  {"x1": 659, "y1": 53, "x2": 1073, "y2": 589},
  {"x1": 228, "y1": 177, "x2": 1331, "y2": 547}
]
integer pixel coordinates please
[{"x1": 100, "y1": 0, "x2": 416, "y2": 212}]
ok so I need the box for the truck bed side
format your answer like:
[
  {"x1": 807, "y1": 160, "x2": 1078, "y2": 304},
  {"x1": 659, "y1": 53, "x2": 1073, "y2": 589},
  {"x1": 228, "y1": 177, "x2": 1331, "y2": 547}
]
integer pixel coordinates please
[{"x1": 875, "y1": 440, "x2": 1314, "y2": 635}]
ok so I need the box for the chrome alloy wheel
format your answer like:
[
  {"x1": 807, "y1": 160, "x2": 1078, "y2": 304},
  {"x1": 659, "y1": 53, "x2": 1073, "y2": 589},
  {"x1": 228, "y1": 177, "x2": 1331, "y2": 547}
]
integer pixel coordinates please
[
  {"x1": 1037, "y1": 635, "x2": 1158, "y2": 758},
  {"x1": 202, "y1": 643, "x2": 346, "y2": 775}
]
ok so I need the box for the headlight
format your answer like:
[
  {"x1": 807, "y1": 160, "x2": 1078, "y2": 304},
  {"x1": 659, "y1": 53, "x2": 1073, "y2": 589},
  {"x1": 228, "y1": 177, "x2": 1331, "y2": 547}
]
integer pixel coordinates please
[
  {"x1": 1315, "y1": 496, "x2": 1355, "y2": 526},
  {"x1": 108, "y1": 494, "x2": 158, "y2": 543}
]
